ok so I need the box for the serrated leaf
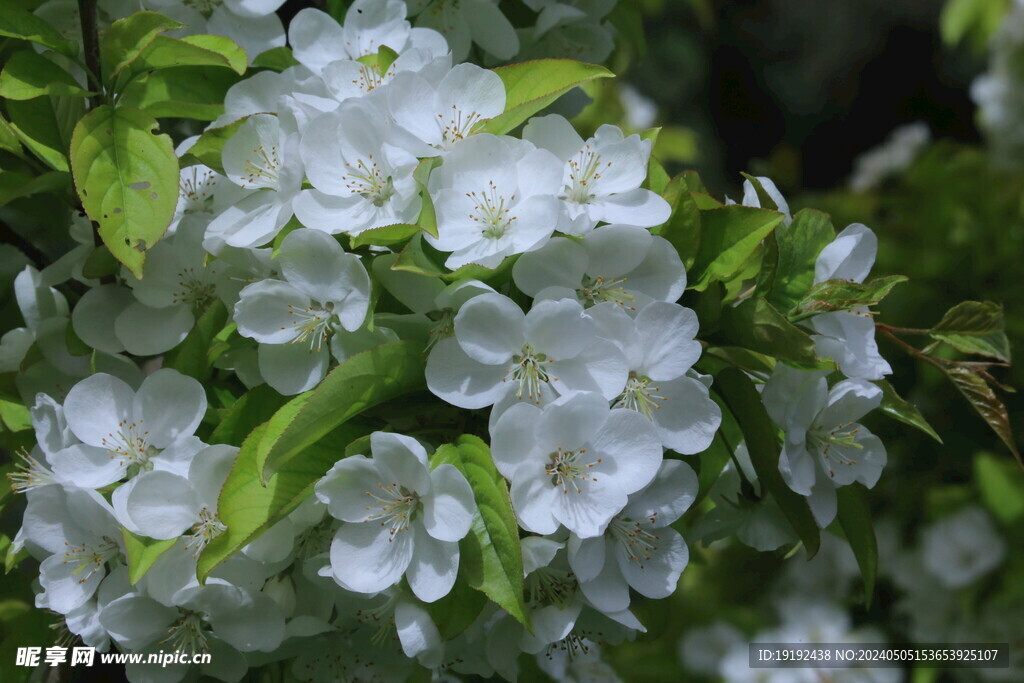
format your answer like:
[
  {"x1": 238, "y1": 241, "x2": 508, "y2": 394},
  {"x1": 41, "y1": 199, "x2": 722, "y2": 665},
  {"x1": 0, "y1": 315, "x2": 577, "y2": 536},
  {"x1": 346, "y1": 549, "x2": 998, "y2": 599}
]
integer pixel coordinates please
[
  {"x1": 689, "y1": 205, "x2": 782, "y2": 291},
  {"x1": 197, "y1": 421, "x2": 367, "y2": 581},
  {"x1": 872, "y1": 379, "x2": 942, "y2": 444},
  {"x1": 350, "y1": 223, "x2": 434, "y2": 249},
  {"x1": 482, "y1": 59, "x2": 614, "y2": 135},
  {"x1": 0, "y1": 6, "x2": 77, "y2": 58},
  {"x1": 656, "y1": 173, "x2": 701, "y2": 269},
  {"x1": 789, "y1": 275, "x2": 908, "y2": 321},
  {"x1": 70, "y1": 105, "x2": 178, "y2": 278},
  {"x1": 431, "y1": 436, "x2": 529, "y2": 629},
  {"x1": 768, "y1": 208, "x2": 835, "y2": 313},
  {"x1": 178, "y1": 116, "x2": 249, "y2": 173},
  {"x1": 713, "y1": 367, "x2": 820, "y2": 557},
  {"x1": 259, "y1": 341, "x2": 426, "y2": 481},
  {"x1": 252, "y1": 46, "x2": 299, "y2": 71},
  {"x1": 101, "y1": 11, "x2": 185, "y2": 80},
  {"x1": 209, "y1": 384, "x2": 288, "y2": 447},
  {"x1": 0, "y1": 50, "x2": 92, "y2": 100},
  {"x1": 929, "y1": 301, "x2": 1011, "y2": 362},
  {"x1": 119, "y1": 66, "x2": 242, "y2": 121},
  {"x1": 836, "y1": 483, "x2": 877, "y2": 607},
  {"x1": 718, "y1": 297, "x2": 819, "y2": 366},
  {"x1": 122, "y1": 528, "x2": 176, "y2": 584},
  {"x1": 941, "y1": 365, "x2": 1020, "y2": 465},
  {"x1": 164, "y1": 301, "x2": 228, "y2": 382}
]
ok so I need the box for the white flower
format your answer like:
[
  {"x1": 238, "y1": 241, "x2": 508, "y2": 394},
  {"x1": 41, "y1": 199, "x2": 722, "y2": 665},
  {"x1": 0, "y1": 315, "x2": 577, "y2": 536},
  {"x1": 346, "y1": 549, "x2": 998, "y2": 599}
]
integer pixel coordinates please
[
  {"x1": 808, "y1": 223, "x2": 891, "y2": 380},
  {"x1": 295, "y1": 101, "x2": 422, "y2": 236},
  {"x1": 72, "y1": 283, "x2": 195, "y2": 357},
  {"x1": 407, "y1": 0, "x2": 519, "y2": 62},
  {"x1": 587, "y1": 301, "x2": 720, "y2": 453},
  {"x1": 50, "y1": 370, "x2": 207, "y2": 489},
  {"x1": 233, "y1": 229, "x2": 371, "y2": 395},
  {"x1": 726, "y1": 175, "x2": 792, "y2": 226},
  {"x1": 314, "y1": 432, "x2": 475, "y2": 602},
  {"x1": 142, "y1": 0, "x2": 286, "y2": 60},
  {"x1": 921, "y1": 506, "x2": 1006, "y2": 588},
  {"x1": 205, "y1": 114, "x2": 304, "y2": 250},
  {"x1": 491, "y1": 391, "x2": 663, "y2": 538},
  {"x1": 512, "y1": 225, "x2": 687, "y2": 309},
  {"x1": 425, "y1": 292, "x2": 627, "y2": 410},
  {"x1": 518, "y1": 0, "x2": 617, "y2": 64},
  {"x1": 849, "y1": 122, "x2": 930, "y2": 192},
  {"x1": 567, "y1": 459, "x2": 697, "y2": 612},
  {"x1": 523, "y1": 115, "x2": 670, "y2": 234},
  {"x1": 762, "y1": 364, "x2": 886, "y2": 527},
  {"x1": 388, "y1": 65, "x2": 506, "y2": 155}
]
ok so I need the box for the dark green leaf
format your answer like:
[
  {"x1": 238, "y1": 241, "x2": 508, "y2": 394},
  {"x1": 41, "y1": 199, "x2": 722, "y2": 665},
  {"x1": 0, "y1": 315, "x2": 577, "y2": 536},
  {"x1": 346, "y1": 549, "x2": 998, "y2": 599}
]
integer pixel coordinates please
[
  {"x1": 0, "y1": 50, "x2": 92, "y2": 100},
  {"x1": 119, "y1": 66, "x2": 242, "y2": 121},
  {"x1": 0, "y1": 6, "x2": 77, "y2": 57},
  {"x1": 208, "y1": 384, "x2": 288, "y2": 447},
  {"x1": 973, "y1": 451, "x2": 1024, "y2": 524},
  {"x1": 768, "y1": 208, "x2": 835, "y2": 313},
  {"x1": 178, "y1": 116, "x2": 248, "y2": 173},
  {"x1": 164, "y1": 301, "x2": 229, "y2": 382},
  {"x1": 5, "y1": 95, "x2": 80, "y2": 171},
  {"x1": 656, "y1": 173, "x2": 701, "y2": 269},
  {"x1": 0, "y1": 170, "x2": 68, "y2": 208},
  {"x1": 70, "y1": 105, "x2": 179, "y2": 277},
  {"x1": 252, "y1": 46, "x2": 299, "y2": 71},
  {"x1": 713, "y1": 367, "x2": 820, "y2": 557},
  {"x1": 836, "y1": 483, "x2": 877, "y2": 607},
  {"x1": 718, "y1": 297, "x2": 819, "y2": 366},
  {"x1": 929, "y1": 300, "x2": 1011, "y2": 362},
  {"x1": 941, "y1": 365, "x2": 1020, "y2": 465},
  {"x1": 423, "y1": 569, "x2": 488, "y2": 640},
  {"x1": 872, "y1": 379, "x2": 942, "y2": 444},
  {"x1": 689, "y1": 205, "x2": 782, "y2": 291}
]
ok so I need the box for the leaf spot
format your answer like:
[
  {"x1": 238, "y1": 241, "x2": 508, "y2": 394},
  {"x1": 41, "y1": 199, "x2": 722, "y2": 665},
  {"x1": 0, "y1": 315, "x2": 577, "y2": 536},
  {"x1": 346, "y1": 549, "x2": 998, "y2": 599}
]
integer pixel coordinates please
[
  {"x1": 129, "y1": 181, "x2": 151, "y2": 190},
  {"x1": 134, "y1": 239, "x2": 147, "y2": 252},
  {"x1": 113, "y1": 207, "x2": 122, "y2": 214}
]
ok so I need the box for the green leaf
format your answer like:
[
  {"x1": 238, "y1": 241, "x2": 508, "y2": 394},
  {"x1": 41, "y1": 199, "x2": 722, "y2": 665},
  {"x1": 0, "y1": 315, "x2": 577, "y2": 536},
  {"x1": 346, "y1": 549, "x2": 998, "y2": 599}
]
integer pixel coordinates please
[
  {"x1": 178, "y1": 116, "x2": 248, "y2": 174},
  {"x1": 929, "y1": 301, "x2": 1011, "y2": 362},
  {"x1": 164, "y1": 301, "x2": 229, "y2": 382},
  {"x1": 0, "y1": 113, "x2": 23, "y2": 156},
  {"x1": 122, "y1": 34, "x2": 247, "y2": 84},
  {"x1": 5, "y1": 95, "x2": 79, "y2": 171},
  {"x1": 423, "y1": 570, "x2": 488, "y2": 641},
  {"x1": 0, "y1": 170, "x2": 69, "y2": 208},
  {"x1": 713, "y1": 367, "x2": 820, "y2": 557},
  {"x1": 350, "y1": 223, "x2": 434, "y2": 249},
  {"x1": 119, "y1": 66, "x2": 242, "y2": 121},
  {"x1": 259, "y1": 341, "x2": 426, "y2": 481},
  {"x1": 121, "y1": 528, "x2": 176, "y2": 584},
  {"x1": 431, "y1": 436, "x2": 529, "y2": 629},
  {"x1": 836, "y1": 484, "x2": 877, "y2": 607},
  {"x1": 941, "y1": 365, "x2": 1020, "y2": 465},
  {"x1": 81, "y1": 245, "x2": 120, "y2": 280},
  {"x1": 974, "y1": 451, "x2": 1024, "y2": 524},
  {"x1": 482, "y1": 59, "x2": 614, "y2": 135},
  {"x1": 70, "y1": 105, "x2": 178, "y2": 278},
  {"x1": 871, "y1": 379, "x2": 942, "y2": 444},
  {"x1": 197, "y1": 420, "x2": 367, "y2": 581},
  {"x1": 392, "y1": 232, "x2": 445, "y2": 277},
  {"x1": 208, "y1": 384, "x2": 288, "y2": 447},
  {"x1": 0, "y1": 396, "x2": 31, "y2": 432},
  {"x1": 0, "y1": 50, "x2": 92, "y2": 100},
  {"x1": 683, "y1": 432, "x2": 732, "y2": 508},
  {"x1": 768, "y1": 208, "x2": 835, "y2": 313},
  {"x1": 252, "y1": 46, "x2": 299, "y2": 71},
  {"x1": 718, "y1": 297, "x2": 819, "y2": 366},
  {"x1": 689, "y1": 205, "x2": 782, "y2": 291},
  {"x1": 0, "y1": 6, "x2": 77, "y2": 57},
  {"x1": 789, "y1": 275, "x2": 908, "y2": 322},
  {"x1": 357, "y1": 46, "x2": 399, "y2": 75},
  {"x1": 941, "y1": 0, "x2": 1009, "y2": 51},
  {"x1": 101, "y1": 11, "x2": 185, "y2": 80},
  {"x1": 656, "y1": 173, "x2": 701, "y2": 269}
]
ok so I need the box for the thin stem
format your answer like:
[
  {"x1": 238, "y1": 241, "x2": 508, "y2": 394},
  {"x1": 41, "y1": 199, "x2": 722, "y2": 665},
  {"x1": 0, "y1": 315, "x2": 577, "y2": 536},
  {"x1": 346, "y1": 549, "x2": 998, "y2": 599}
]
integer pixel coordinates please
[
  {"x1": 875, "y1": 322, "x2": 932, "y2": 336},
  {"x1": 77, "y1": 0, "x2": 103, "y2": 110}
]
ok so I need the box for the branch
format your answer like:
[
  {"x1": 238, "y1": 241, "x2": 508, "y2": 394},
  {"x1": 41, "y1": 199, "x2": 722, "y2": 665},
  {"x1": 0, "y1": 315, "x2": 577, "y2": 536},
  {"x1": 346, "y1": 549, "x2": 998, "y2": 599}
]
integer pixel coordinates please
[{"x1": 77, "y1": 0, "x2": 103, "y2": 110}]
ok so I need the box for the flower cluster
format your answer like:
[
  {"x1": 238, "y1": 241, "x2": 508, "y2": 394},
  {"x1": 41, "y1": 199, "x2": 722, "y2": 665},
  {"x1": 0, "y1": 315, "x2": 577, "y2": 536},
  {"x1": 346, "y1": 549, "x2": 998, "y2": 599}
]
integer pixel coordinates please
[{"x1": 2, "y1": 0, "x2": 915, "y2": 680}]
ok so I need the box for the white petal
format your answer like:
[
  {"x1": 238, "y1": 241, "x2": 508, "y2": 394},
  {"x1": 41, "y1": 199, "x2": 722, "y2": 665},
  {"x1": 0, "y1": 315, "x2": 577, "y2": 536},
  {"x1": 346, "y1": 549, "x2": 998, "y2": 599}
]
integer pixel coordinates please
[
  {"x1": 135, "y1": 369, "x2": 206, "y2": 448},
  {"x1": 588, "y1": 409, "x2": 663, "y2": 496},
  {"x1": 258, "y1": 342, "x2": 329, "y2": 395},
  {"x1": 115, "y1": 302, "x2": 194, "y2": 356},
  {"x1": 423, "y1": 464, "x2": 474, "y2": 542},
  {"x1": 511, "y1": 237, "x2": 586, "y2": 297},
  {"x1": 453, "y1": 293, "x2": 525, "y2": 365},
  {"x1": 278, "y1": 229, "x2": 371, "y2": 313},
  {"x1": 329, "y1": 522, "x2": 413, "y2": 594},
  {"x1": 567, "y1": 534, "x2": 606, "y2": 582},
  {"x1": 490, "y1": 401, "x2": 543, "y2": 480},
  {"x1": 71, "y1": 285, "x2": 133, "y2": 354},
  {"x1": 63, "y1": 373, "x2": 135, "y2": 447},
  {"x1": 578, "y1": 547, "x2": 631, "y2": 613},
  {"x1": 315, "y1": 454, "x2": 384, "y2": 522},
  {"x1": 425, "y1": 336, "x2": 507, "y2": 409},
  {"x1": 621, "y1": 459, "x2": 699, "y2": 525},
  {"x1": 371, "y1": 431, "x2": 431, "y2": 494},
  {"x1": 634, "y1": 303, "x2": 701, "y2": 380},
  {"x1": 510, "y1": 471, "x2": 561, "y2": 535},
  {"x1": 406, "y1": 525, "x2": 459, "y2": 603},
  {"x1": 615, "y1": 526, "x2": 688, "y2": 599},
  {"x1": 234, "y1": 279, "x2": 311, "y2": 344},
  {"x1": 814, "y1": 223, "x2": 877, "y2": 284},
  {"x1": 593, "y1": 188, "x2": 671, "y2": 228},
  {"x1": 395, "y1": 600, "x2": 442, "y2": 662},
  {"x1": 649, "y1": 376, "x2": 722, "y2": 455},
  {"x1": 523, "y1": 298, "x2": 593, "y2": 360},
  {"x1": 117, "y1": 471, "x2": 199, "y2": 540},
  {"x1": 210, "y1": 592, "x2": 286, "y2": 652}
]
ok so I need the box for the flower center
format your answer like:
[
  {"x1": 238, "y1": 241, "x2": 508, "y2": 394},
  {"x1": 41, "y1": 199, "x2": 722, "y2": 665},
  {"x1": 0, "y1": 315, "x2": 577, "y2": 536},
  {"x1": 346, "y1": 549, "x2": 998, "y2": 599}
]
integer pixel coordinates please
[
  {"x1": 576, "y1": 274, "x2": 634, "y2": 308},
  {"x1": 363, "y1": 482, "x2": 420, "y2": 541},
  {"x1": 608, "y1": 516, "x2": 661, "y2": 569},
  {"x1": 173, "y1": 267, "x2": 217, "y2": 308},
  {"x1": 545, "y1": 447, "x2": 602, "y2": 494},
  {"x1": 439, "y1": 104, "x2": 484, "y2": 148},
  {"x1": 286, "y1": 302, "x2": 335, "y2": 352},
  {"x1": 353, "y1": 63, "x2": 391, "y2": 92},
  {"x1": 426, "y1": 309, "x2": 456, "y2": 351},
  {"x1": 9, "y1": 447, "x2": 56, "y2": 493},
  {"x1": 504, "y1": 344, "x2": 552, "y2": 403},
  {"x1": 544, "y1": 633, "x2": 592, "y2": 662},
  {"x1": 162, "y1": 612, "x2": 209, "y2": 655},
  {"x1": 184, "y1": 506, "x2": 227, "y2": 557},
  {"x1": 63, "y1": 536, "x2": 119, "y2": 583},
  {"x1": 526, "y1": 565, "x2": 577, "y2": 608},
  {"x1": 564, "y1": 144, "x2": 611, "y2": 204},
  {"x1": 614, "y1": 374, "x2": 668, "y2": 420},
  {"x1": 101, "y1": 420, "x2": 156, "y2": 469},
  {"x1": 240, "y1": 144, "x2": 281, "y2": 190},
  {"x1": 344, "y1": 156, "x2": 395, "y2": 207},
  {"x1": 179, "y1": 167, "x2": 219, "y2": 214},
  {"x1": 469, "y1": 181, "x2": 517, "y2": 239},
  {"x1": 808, "y1": 421, "x2": 864, "y2": 477}
]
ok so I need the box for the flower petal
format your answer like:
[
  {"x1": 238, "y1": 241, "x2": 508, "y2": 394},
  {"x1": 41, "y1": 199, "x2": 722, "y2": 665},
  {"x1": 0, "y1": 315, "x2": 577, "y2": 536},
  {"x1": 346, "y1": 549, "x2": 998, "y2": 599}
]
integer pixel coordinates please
[{"x1": 423, "y1": 464, "x2": 474, "y2": 542}]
